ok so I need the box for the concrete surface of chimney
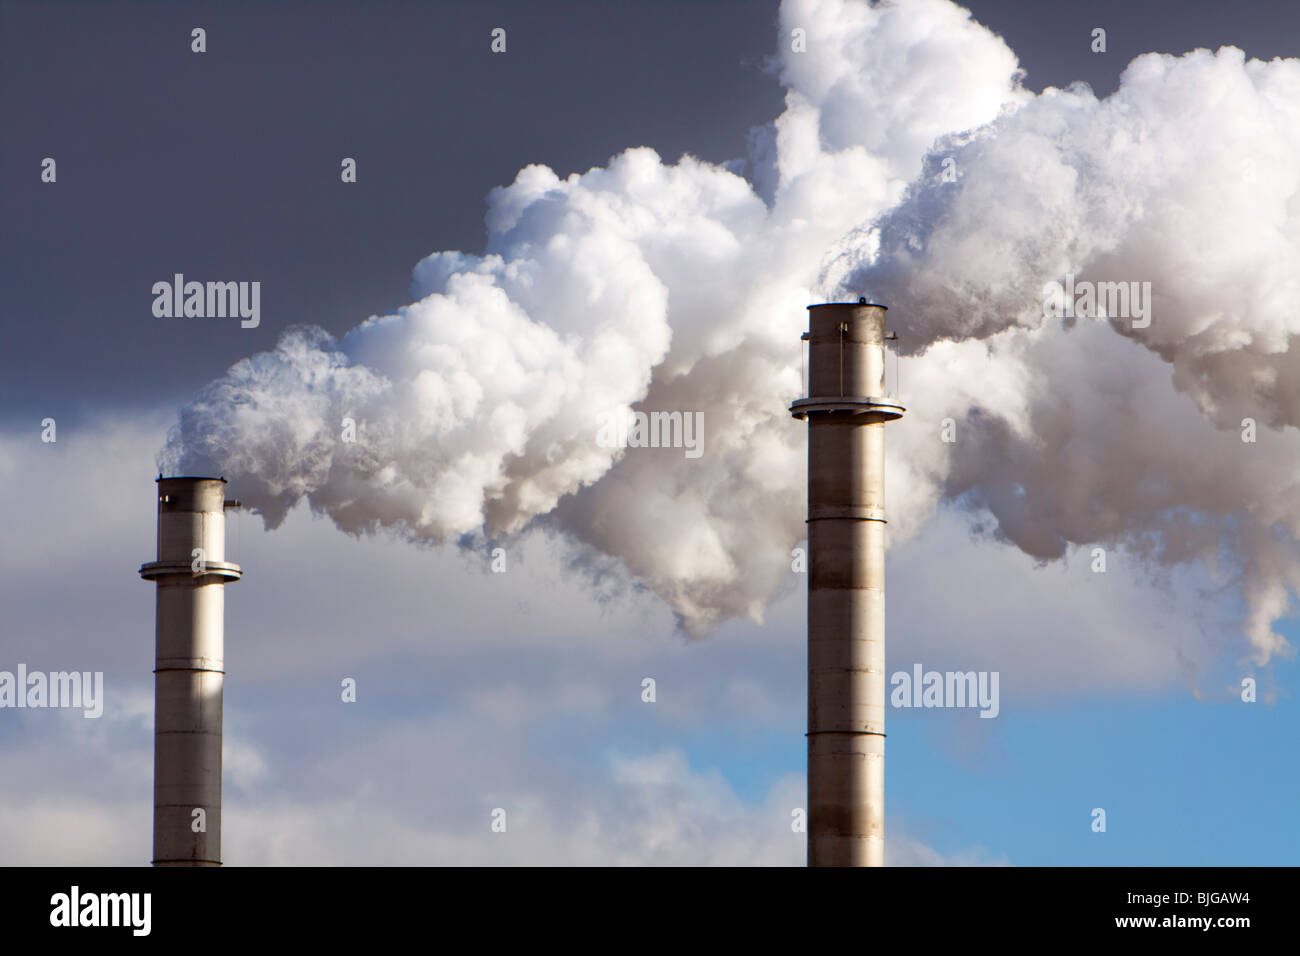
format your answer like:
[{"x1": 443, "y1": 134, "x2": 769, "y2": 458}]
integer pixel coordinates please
[
  {"x1": 791, "y1": 300, "x2": 904, "y2": 867},
  {"x1": 140, "y1": 476, "x2": 242, "y2": 866}
]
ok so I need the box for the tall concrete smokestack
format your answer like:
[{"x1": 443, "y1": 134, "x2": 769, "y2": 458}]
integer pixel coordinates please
[
  {"x1": 139, "y1": 476, "x2": 242, "y2": 866},
  {"x1": 791, "y1": 300, "x2": 904, "y2": 867}
]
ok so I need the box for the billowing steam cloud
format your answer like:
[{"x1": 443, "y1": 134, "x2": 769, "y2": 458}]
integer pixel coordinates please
[
  {"x1": 163, "y1": 0, "x2": 1300, "y2": 663},
  {"x1": 832, "y1": 37, "x2": 1300, "y2": 663}
]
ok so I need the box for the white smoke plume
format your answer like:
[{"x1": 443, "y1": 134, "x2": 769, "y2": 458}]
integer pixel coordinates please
[
  {"x1": 163, "y1": 0, "x2": 1300, "y2": 662},
  {"x1": 832, "y1": 38, "x2": 1300, "y2": 664}
]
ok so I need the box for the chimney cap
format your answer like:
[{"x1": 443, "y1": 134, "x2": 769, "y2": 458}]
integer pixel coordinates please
[{"x1": 805, "y1": 301, "x2": 887, "y2": 310}]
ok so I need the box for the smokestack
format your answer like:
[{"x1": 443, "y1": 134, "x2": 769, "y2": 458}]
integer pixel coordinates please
[
  {"x1": 139, "y1": 476, "x2": 242, "y2": 866},
  {"x1": 791, "y1": 299, "x2": 904, "y2": 867}
]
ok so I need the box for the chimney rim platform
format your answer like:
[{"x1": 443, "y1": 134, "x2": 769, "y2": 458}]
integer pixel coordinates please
[
  {"x1": 806, "y1": 301, "x2": 888, "y2": 310},
  {"x1": 139, "y1": 560, "x2": 242, "y2": 582},
  {"x1": 155, "y1": 474, "x2": 228, "y2": 484},
  {"x1": 789, "y1": 396, "x2": 905, "y2": 420}
]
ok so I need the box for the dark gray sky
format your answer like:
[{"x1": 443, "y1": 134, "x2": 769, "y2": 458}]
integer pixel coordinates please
[{"x1": 2, "y1": 0, "x2": 1296, "y2": 427}]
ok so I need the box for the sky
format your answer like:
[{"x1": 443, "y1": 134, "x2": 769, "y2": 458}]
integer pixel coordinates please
[{"x1": 1, "y1": 0, "x2": 1298, "y2": 865}]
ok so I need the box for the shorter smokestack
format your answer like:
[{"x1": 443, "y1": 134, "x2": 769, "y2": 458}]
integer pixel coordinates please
[{"x1": 140, "y1": 476, "x2": 242, "y2": 866}]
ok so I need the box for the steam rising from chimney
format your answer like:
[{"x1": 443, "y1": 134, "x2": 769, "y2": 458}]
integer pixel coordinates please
[{"x1": 162, "y1": 0, "x2": 1300, "y2": 664}]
